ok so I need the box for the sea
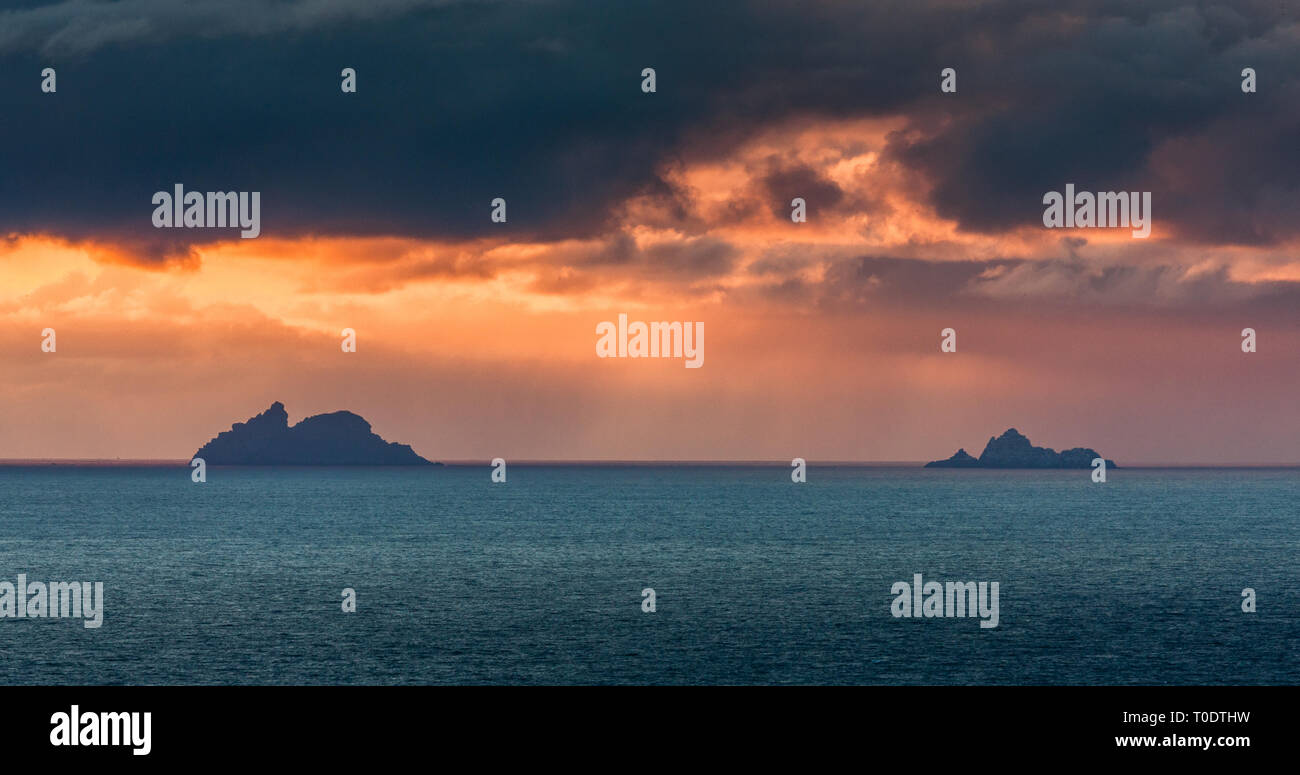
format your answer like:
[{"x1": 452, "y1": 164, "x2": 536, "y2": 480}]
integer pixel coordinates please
[{"x1": 0, "y1": 464, "x2": 1295, "y2": 685}]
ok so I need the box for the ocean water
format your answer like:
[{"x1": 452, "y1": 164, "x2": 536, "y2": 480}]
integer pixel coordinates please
[{"x1": 0, "y1": 465, "x2": 1295, "y2": 685}]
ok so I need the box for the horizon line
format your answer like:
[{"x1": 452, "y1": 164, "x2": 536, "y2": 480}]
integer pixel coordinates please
[{"x1": 1, "y1": 458, "x2": 1298, "y2": 469}]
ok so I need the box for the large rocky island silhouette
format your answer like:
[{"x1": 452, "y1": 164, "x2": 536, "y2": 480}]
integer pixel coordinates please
[
  {"x1": 926, "y1": 428, "x2": 1116, "y2": 469},
  {"x1": 194, "y1": 402, "x2": 436, "y2": 465}
]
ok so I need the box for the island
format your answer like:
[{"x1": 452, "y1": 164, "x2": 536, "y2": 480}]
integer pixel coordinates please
[
  {"x1": 193, "y1": 401, "x2": 437, "y2": 465},
  {"x1": 925, "y1": 428, "x2": 1116, "y2": 469}
]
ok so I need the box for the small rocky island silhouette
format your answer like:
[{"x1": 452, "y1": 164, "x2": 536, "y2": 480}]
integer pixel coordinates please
[
  {"x1": 194, "y1": 401, "x2": 436, "y2": 465},
  {"x1": 926, "y1": 428, "x2": 1116, "y2": 469}
]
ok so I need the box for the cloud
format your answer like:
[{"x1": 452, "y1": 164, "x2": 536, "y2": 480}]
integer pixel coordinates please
[
  {"x1": 814, "y1": 253, "x2": 1300, "y2": 313},
  {"x1": 0, "y1": 0, "x2": 455, "y2": 55},
  {"x1": 3, "y1": 0, "x2": 1300, "y2": 280},
  {"x1": 888, "y1": 5, "x2": 1300, "y2": 245}
]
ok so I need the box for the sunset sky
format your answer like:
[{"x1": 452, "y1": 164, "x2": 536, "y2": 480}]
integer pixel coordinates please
[{"x1": 1, "y1": 0, "x2": 1297, "y2": 463}]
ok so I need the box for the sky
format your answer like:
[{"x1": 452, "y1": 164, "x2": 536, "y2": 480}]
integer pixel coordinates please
[{"x1": 0, "y1": 0, "x2": 1297, "y2": 463}]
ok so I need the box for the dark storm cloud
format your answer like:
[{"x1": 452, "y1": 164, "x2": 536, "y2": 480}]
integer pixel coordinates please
[
  {"x1": 820, "y1": 256, "x2": 1017, "y2": 307},
  {"x1": 582, "y1": 232, "x2": 738, "y2": 277},
  {"x1": 759, "y1": 161, "x2": 844, "y2": 219},
  {"x1": 892, "y1": 1, "x2": 1300, "y2": 244},
  {"x1": 0, "y1": 1, "x2": 452, "y2": 55},
  {"x1": 1, "y1": 0, "x2": 1298, "y2": 255},
  {"x1": 814, "y1": 254, "x2": 1300, "y2": 314}
]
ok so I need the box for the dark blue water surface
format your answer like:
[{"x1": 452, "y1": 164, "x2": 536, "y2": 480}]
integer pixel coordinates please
[{"x1": 0, "y1": 465, "x2": 1295, "y2": 685}]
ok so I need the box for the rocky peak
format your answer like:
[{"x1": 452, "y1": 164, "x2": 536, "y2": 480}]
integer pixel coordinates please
[{"x1": 194, "y1": 402, "x2": 434, "y2": 466}]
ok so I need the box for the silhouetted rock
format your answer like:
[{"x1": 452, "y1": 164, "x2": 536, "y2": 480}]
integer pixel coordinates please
[
  {"x1": 925, "y1": 428, "x2": 1116, "y2": 469},
  {"x1": 194, "y1": 401, "x2": 436, "y2": 465},
  {"x1": 924, "y1": 448, "x2": 981, "y2": 467}
]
